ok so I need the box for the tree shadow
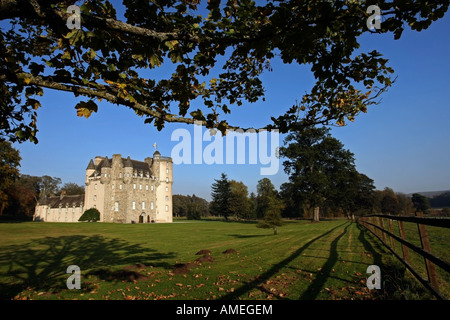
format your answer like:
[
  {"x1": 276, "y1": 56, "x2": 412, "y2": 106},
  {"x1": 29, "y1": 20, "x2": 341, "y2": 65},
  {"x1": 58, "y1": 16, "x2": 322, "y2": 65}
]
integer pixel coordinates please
[
  {"x1": 355, "y1": 223, "x2": 433, "y2": 299},
  {"x1": 226, "y1": 234, "x2": 269, "y2": 239},
  {"x1": 0, "y1": 235, "x2": 176, "y2": 299},
  {"x1": 220, "y1": 221, "x2": 349, "y2": 300},
  {"x1": 299, "y1": 222, "x2": 351, "y2": 299},
  {"x1": 356, "y1": 223, "x2": 384, "y2": 266}
]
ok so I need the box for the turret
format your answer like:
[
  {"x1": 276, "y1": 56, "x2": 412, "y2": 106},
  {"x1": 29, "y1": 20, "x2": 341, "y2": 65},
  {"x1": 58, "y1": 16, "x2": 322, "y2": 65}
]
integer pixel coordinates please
[
  {"x1": 100, "y1": 156, "x2": 111, "y2": 183},
  {"x1": 124, "y1": 156, "x2": 133, "y2": 183},
  {"x1": 151, "y1": 151, "x2": 161, "y2": 181},
  {"x1": 86, "y1": 159, "x2": 95, "y2": 184}
]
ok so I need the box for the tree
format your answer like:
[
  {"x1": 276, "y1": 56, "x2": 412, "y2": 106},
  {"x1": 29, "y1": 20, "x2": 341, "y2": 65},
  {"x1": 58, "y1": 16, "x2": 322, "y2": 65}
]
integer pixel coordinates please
[
  {"x1": 39, "y1": 175, "x2": 62, "y2": 196},
  {"x1": 256, "y1": 178, "x2": 279, "y2": 219},
  {"x1": 4, "y1": 174, "x2": 41, "y2": 216},
  {"x1": 229, "y1": 180, "x2": 251, "y2": 219},
  {"x1": 173, "y1": 194, "x2": 209, "y2": 218},
  {"x1": 79, "y1": 207, "x2": 100, "y2": 222},
  {"x1": 333, "y1": 171, "x2": 376, "y2": 220},
  {"x1": 255, "y1": 178, "x2": 284, "y2": 234},
  {"x1": 257, "y1": 196, "x2": 284, "y2": 235},
  {"x1": 0, "y1": 140, "x2": 21, "y2": 215},
  {"x1": 210, "y1": 173, "x2": 231, "y2": 220},
  {"x1": 380, "y1": 187, "x2": 400, "y2": 215},
  {"x1": 412, "y1": 193, "x2": 431, "y2": 214},
  {"x1": 396, "y1": 193, "x2": 414, "y2": 216},
  {"x1": 280, "y1": 126, "x2": 357, "y2": 221},
  {"x1": 1, "y1": 1, "x2": 447, "y2": 143},
  {"x1": 61, "y1": 182, "x2": 85, "y2": 195}
]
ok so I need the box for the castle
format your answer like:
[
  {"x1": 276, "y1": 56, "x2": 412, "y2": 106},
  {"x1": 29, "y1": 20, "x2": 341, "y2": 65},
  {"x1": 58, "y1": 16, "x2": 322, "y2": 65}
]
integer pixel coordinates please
[{"x1": 33, "y1": 151, "x2": 173, "y2": 223}]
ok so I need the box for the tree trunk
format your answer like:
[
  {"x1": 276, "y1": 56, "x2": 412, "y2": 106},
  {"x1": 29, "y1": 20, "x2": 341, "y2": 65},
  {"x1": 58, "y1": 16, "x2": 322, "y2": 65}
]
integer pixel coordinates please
[
  {"x1": 273, "y1": 226, "x2": 278, "y2": 235},
  {"x1": 313, "y1": 207, "x2": 320, "y2": 222}
]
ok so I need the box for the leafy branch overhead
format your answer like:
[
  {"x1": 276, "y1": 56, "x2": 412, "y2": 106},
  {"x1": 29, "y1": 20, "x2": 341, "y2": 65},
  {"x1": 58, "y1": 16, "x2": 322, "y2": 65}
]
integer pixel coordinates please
[{"x1": 0, "y1": 0, "x2": 448, "y2": 143}]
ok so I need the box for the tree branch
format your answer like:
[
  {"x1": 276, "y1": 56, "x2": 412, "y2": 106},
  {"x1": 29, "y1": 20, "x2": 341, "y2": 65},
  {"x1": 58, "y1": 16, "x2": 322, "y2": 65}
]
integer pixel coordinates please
[{"x1": 12, "y1": 72, "x2": 261, "y2": 132}]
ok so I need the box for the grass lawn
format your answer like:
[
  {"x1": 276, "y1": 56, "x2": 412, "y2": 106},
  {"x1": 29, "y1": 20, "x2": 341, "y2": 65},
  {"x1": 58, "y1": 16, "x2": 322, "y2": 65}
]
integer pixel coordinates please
[{"x1": 0, "y1": 219, "x2": 442, "y2": 300}]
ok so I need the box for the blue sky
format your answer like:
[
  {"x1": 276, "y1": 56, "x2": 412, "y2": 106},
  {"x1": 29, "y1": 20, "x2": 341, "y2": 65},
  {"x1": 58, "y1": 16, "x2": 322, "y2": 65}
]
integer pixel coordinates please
[{"x1": 11, "y1": 6, "x2": 450, "y2": 201}]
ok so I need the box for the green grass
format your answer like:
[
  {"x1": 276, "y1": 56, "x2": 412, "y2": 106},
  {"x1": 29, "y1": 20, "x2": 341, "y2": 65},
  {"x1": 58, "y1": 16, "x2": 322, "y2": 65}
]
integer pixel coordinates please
[{"x1": 0, "y1": 219, "x2": 443, "y2": 300}]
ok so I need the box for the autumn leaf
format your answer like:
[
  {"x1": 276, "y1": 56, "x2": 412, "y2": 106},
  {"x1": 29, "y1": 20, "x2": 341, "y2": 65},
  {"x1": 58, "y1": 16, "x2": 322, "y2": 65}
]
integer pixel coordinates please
[{"x1": 75, "y1": 100, "x2": 98, "y2": 118}]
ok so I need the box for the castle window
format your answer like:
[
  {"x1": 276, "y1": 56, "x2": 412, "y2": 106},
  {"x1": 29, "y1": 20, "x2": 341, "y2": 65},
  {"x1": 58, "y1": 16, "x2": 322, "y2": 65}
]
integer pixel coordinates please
[
  {"x1": 94, "y1": 195, "x2": 96, "y2": 201},
  {"x1": 119, "y1": 184, "x2": 122, "y2": 190},
  {"x1": 165, "y1": 196, "x2": 169, "y2": 201},
  {"x1": 151, "y1": 202, "x2": 154, "y2": 210},
  {"x1": 126, "y1": 173, "x2": 130, "y2": 177},
  {"x1": 165, "y1": 186, "x2": 169, "y2": 192},
  {"x1": 132, "y1": 201, "x2": 136, "y2": 210},
  {"x1": 145, "y1": 185, "x2": 148, "y2": 191},
  {"x1": 104, "y1": 173, "x2": 107, "y2": 177},
  {"x1": 166, "y1": 168, "x2": 169, "y2": 174},
  {"x1": 120, "y1": 172, "x2": 123, "y2": 178},
  {"x1": 94, "y1": 184, "x2": 98, "y2": 190},
  {"x1": 151, "y1": 185, "x2": 154, "y2": 191},
  {"x1": 140, "y1": 172, "x2": 143, "y2": 178},
  {"x1": 142, "y1": 201, "x2": 146, "y2": 210},
  {"x1": 114, "y1": 202, "x2": 119, "y2": 212},
  {"x1": 133, "y1": 184, "x2": 136, "y2": 189},
  {"x1": 165, "y1": 205, "x2": 169, "y2": 212},
  {"x1": 166, "y1": 178, "x2": 169, "y2": 182},
  {"x1": 112, "y1": 185, "x2": 115, "y2": 189},
  {"x1": 139, "y1": 184, "x2": 142, "y2": 190}
]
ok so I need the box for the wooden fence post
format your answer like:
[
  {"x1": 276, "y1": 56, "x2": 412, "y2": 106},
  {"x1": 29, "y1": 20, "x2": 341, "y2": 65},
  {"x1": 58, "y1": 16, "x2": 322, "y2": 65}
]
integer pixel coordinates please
[
  {"x1": 388, "y1": 219, "x2": 395, "y2": 251},
  {"x1": 379, "y1": 217, "x2": 387, "y2": 244},
  {"x1": 397, "y1": 220, "x2": 410, "y2": 264},
  {"x1": 416, "y1": 212, "x2": 440, "y2": 292}
]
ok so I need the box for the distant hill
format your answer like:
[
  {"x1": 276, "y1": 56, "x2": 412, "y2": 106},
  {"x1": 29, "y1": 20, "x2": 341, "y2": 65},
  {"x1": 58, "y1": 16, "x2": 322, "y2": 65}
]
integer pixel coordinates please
[
  {"x1": 406, "y1": 190, "x2": 450, "y2": 208},
  {"x1": 407, "y1": 190, "x2": 450, "y2": 198}
]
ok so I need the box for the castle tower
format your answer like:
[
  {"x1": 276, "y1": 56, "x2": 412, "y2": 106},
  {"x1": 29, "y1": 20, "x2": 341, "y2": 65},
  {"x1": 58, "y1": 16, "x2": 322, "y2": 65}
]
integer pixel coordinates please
[
  {"x1": 152, "y1": 150, "x2": 173, "y2": 222},
  {"x1": 86, "y1": 159, "x2": 95, "y2": 184}
]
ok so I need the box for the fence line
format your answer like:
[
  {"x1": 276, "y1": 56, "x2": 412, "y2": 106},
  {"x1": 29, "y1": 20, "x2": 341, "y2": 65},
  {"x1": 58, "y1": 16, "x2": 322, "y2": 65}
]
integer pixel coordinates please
[{"x1": 358, "y1": 214, "x2": 450, "y2": 300}]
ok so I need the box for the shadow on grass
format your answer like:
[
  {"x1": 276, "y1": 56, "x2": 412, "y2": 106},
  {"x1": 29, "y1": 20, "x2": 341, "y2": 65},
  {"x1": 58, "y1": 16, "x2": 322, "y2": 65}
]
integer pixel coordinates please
[
  {"x1": 299, "y1": 222, "x2": 351, "y2": 299},
  {"x1": 226, "y1": 234, "x2": 269, "y2": 239},
  {"x1": 0, "y1": 235, "x2": 175, "y2": 299},
  {"x1": 220, "y1": 221, "x2": 350, "y2": 300},
  {"x1": 355, "y1": 223, "x2": 435, "y2": 299}
]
